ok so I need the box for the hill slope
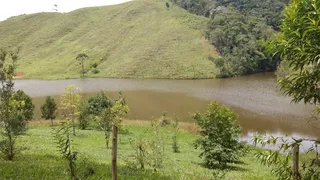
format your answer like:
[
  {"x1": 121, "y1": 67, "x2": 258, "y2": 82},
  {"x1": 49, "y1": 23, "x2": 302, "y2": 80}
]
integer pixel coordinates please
[{"x1": 0, "y1": 0, "x2": 217, "y2": 79}]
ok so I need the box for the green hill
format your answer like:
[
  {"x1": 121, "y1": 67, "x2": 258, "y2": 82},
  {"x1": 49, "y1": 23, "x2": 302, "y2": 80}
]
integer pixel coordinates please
[{"x1": 0, "y1": 0, "x2": 217, "y2": 79}]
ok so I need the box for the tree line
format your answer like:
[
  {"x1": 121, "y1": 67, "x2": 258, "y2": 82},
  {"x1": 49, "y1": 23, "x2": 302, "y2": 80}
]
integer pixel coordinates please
[{"x1": 171, "y1": 0, "x2": 288, "y2": 77}]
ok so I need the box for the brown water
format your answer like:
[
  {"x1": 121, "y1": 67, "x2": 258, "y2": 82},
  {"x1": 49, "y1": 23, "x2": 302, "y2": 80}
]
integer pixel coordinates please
[{"x1": 15, "y1": 73, "x2": 318, "y2": 139}]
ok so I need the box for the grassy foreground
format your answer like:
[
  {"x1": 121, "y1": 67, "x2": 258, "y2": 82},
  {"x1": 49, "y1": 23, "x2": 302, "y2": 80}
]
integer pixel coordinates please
[
  {"x1": 0, "y1": 0, "x2": 217, "y2": 80},
  {"x1": 0, "y1": 120, "x2": 275, "y2": 180}
]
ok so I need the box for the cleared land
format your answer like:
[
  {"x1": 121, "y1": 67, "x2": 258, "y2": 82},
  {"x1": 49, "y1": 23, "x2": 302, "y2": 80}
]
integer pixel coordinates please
[
  {"x1": 0, "y1": 120, "x2": 275, "y2": 180},
  {"x1": 0, "y1": 0, "x2": 217, "y2": 80}
]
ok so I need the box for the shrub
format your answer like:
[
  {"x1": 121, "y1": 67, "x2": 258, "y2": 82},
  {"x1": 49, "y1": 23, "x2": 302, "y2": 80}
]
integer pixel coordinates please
[
  {"x1": 78, "y1": 100, "x2": 90, "y2": 130},
  {"x1": 41, "y1": 96, "x2": 57, "y2": 126},
  {"x1": 11, "y1": 90, "x2": 35, "y2": 121},
  {"x1": 87, "y1": 91, "x2": 113, "y2": 115},
  {"x1": 171, "y1": 115, "x2": 180, "y2": 153},
  {"x1": 192, "y1": 101, "x2": 246, "y2": 168}
]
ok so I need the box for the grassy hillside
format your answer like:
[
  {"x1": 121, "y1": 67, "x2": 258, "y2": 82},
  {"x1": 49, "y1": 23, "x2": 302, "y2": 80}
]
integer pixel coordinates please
[{"x1": 0, "y1": 0, "x2": 217, "y2": 79}]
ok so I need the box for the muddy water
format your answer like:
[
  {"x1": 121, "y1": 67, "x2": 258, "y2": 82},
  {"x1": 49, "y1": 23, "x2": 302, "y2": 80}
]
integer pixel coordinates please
[{"x1": 15, "y1": 73, "x2": 318, "y2": 139}]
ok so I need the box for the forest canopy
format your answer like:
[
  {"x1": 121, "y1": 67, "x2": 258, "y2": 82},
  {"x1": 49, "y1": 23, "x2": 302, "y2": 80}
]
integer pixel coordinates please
[{"x1": 172, "y1": 0, "x2": 289, "y2": 77}]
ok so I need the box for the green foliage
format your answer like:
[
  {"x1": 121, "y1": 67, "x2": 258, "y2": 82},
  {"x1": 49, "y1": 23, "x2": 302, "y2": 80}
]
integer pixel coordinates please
[
  {"x1": 171, "y1": 115, "x2": 180, "y2": 153},
  {"x1": 90, "y1": 62, "x2": 99, "y2": 74},
  {"x1": 253, "y1": 133, "x2": 320, "y2": 180},
  {"x1": 110, "y1": 92, "x2": 130, "y2": 126},
  {"x1": 0, "y1": 0, "x2": 216, "y2": 79},
  {"x1": 0, "y1": 47, "x2": 27, "y2": 161},
  {"x1": 268, "y1": 0, "x2": 320, "y2": 105},
  {"x1": 11, "y1": 90, "x2": 35, "y2": 121},
  {"x1": 60, "y1": 85, "x2": 82, "y2": 136},
  {"x1": 166, "y1": 2, "x2": 170, "y2": 8},
  {"x1": 54, "y1": 123, "x2": 78, "y2": 179},
  {"x1": 78, "y1": 100, "x2": 90, "y2": 130},
  {"x1": 87, "y1": 91, "x2": 113, "y2": 115},
  {"x1": 252, "y1": 133, "x2": 292, "y2": 180},
  {"x1": 192, "y1": 101, "x2": 245, "y2": 168},
  {"x1": 172, "y1": 0, "x2": 288, "y2": 77},
  {"x1": 76, "y1": 53, "x2": 89, "y2": 78},
  {"x1": 99, "y1": 108, "x2": 113, "y2": 148},
  {"x1": 128, "y1": 133, "x2": 148, "y2": 170},
  {"x1": 0, "y1": 125, "x2": 275, "y2": 179},
  {"x1": 127, "y1": 120, "x2": 167, "y2": 171},
  {"x1": 41, "y1": 96, "x2": 57, "y2": 125}
]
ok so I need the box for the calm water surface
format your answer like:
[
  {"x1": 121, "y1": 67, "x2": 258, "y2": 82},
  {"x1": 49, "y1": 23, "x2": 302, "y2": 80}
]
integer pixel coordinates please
[{"x1": 15, "y1": 73, "x2": 318, "y2": 141}]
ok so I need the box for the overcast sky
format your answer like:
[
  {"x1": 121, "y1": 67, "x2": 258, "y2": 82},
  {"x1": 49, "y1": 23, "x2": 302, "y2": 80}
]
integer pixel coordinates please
[{"x1": 0, "y1": 0, "x2": 132, "y2": 21}]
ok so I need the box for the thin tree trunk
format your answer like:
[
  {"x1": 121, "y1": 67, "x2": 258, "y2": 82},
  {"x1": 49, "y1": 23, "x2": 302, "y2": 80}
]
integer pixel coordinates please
[
  {"x1": 81, "y1": 60, "x2": 84, "y2": 77},
  {"x1": 104, "y1": 122, "x2": 109, "y2": 148},
  {"x1": 112, "y1": 125, "x2": 118, "y2": 180},
  {"x1": 292, "y1": 144, "x2": 300, "y2": 180},
  {"x1": 72, "y1": 114, "x2": 75, "y2": 136},
  {"x1": 51, "y1": 118, "x2": 54, "y2": 126}
]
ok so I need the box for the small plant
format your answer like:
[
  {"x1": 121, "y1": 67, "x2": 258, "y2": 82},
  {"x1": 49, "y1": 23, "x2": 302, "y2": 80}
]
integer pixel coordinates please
[
  {"x1": 60, "y1": 85, "x2": 82, "y2": 136},
  {"x1": 100, "y1": 108, "x2": 113, "y2": 148},
  {"x1": 54, "y1": 123, "x2": 78, "y2": 180},
  {"x1": 160, "y1": 111, "x2": 170, "y2": 126},
  {"x1": 166, "y1": 2, "x2": 170, "y2": 8},
  {"x1": 212, "y1": 170, "x2": 228, "y2": 180},
  {"x1": 128, "y1": 134, "x2": 148, "y2": 170},
  {"x1": 127, "y1": 119, "x2": 166, "y2": 172},
  {"x1": 54, "y1": 123, "x2": 94, "y2": 180},
  {"x1": 41, "y1": 96, "x2": 57, "y2": 126},
  {"x1": 171, "y1": 115, "x2": 180, "y2": 153},
  {"x1": 192, "y1": 101, "x2": 246, "y2": 169},
  {"x1": 78, "y1": 100, "x2": 90, "y2": 130},
  {"x1": 149, "y1": 119, "x2": 166, "y2": 171},
  {"x1": 91, "y1": 62, "x2": 99, "y2": 74}
]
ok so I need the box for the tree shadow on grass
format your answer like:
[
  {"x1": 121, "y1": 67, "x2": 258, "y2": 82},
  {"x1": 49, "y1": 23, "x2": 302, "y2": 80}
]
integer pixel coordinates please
[
  {"x1": 193, "y1": 161, "x2": 249, "y2": 172},
  {"x1": 0, "y1": 153, "x2": 170, "y2": 180}
]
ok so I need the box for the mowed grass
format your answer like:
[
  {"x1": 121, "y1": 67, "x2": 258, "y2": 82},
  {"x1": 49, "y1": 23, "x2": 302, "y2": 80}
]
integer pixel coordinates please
[
  {"x1": 0, "y1": 0, "x2": 218, "y2": 80},
  {"x1": 0, "y1": 121, "x2": 275, "y2": 180}
]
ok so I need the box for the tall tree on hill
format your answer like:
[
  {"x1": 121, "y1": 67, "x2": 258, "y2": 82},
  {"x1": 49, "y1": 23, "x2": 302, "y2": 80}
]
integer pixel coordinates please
[{"x1": 76, "y1": 53, "x2": 89, "y2": 78}]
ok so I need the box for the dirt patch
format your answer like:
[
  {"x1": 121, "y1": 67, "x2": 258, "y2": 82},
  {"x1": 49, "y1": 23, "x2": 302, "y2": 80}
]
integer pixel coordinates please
[{"x1": 13, "y1": 73, "x2": 24, "y2": 79}]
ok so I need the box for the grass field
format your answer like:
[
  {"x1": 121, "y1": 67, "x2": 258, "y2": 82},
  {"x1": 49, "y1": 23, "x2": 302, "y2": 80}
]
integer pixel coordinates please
[
  {"x1": 0, "y1": 120, "x2": 275, "y2": 180},
  {"x1": 0, "y1": 0, "x2": 218, "y2": 80}
]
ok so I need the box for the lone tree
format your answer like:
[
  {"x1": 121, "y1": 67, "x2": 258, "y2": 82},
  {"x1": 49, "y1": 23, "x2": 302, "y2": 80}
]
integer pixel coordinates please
[
  {"x1": 0, "y1": 48, "x2": 29, "y2": 160},
  {"x1": 41, "y1": 96, "x2": 57, "y2": 126},
  {"x1": 268, "y1": 0, "x2": 320, "y2": 105},
  {"x1": 192, "y1": 101, "x2": 245, "y2": 168},
  {"x1": 60, "y1": 85, "x2": 82, "y2": 136},
  {"x1": 76, "y1": 53, "x2": 89, "y2": 78}
]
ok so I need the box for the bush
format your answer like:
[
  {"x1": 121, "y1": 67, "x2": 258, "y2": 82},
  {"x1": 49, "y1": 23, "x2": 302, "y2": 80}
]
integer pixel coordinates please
[
  {"x1": 78, "y1": 100, "x2": 90, "y2": 130},
  {"x1": 192, "y1": 101, "x2": 246, "y2": 168},
  {"x1": 41, "y1": 96, "x2": 57, "y2": 126},
  {"x1": 127, "y1": 119, "x2": 166, "y2": 171},
  {"x1": 92, "y1": 69, "x2": 100, "y2": 74},
  {"x1": 11, "y1": 90, "x2": 35, "y2": 121},
  {"x1": 87, "y1": 91, "x2": 113, "y2": 115}
]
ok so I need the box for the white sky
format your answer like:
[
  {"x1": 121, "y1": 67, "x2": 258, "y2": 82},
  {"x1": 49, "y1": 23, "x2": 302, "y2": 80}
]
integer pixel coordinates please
[{"x1": 0, "y1": 0, "x2": 132, "y2": 21}]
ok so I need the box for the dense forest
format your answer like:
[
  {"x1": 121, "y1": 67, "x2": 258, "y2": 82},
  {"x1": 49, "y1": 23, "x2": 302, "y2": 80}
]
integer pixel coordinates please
[{"x1": 172, "y1": 0, "x2": 289, "y2": 77}]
